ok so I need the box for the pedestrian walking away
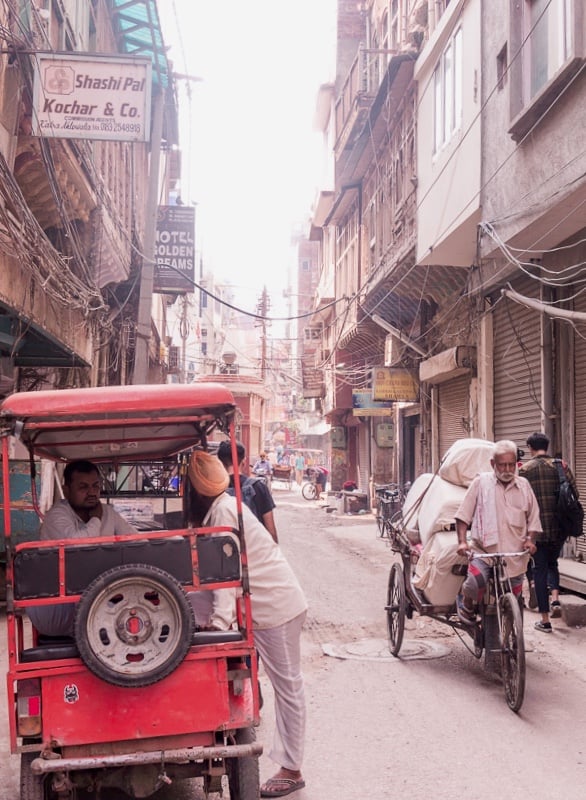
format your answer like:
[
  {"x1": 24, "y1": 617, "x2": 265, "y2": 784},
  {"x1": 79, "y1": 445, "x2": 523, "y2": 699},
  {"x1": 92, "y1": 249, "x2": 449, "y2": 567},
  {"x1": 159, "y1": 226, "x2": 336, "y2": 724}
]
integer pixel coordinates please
[{"x1": 519, "y1": 432, "x2": 578, "y2": 632}]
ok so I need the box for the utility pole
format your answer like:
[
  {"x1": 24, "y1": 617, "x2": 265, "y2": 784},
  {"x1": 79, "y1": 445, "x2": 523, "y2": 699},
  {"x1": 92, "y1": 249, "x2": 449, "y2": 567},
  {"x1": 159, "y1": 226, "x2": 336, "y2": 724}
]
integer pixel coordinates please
[
  {"x1": 256, "y1": 286, "x2": 270, "y2": 380},
  {"x1": 132, "y1": 89, "x2": 164, "y2": 385},
  {"x1": 179, "y1": 295, "x2": 189, "y2": 383}
]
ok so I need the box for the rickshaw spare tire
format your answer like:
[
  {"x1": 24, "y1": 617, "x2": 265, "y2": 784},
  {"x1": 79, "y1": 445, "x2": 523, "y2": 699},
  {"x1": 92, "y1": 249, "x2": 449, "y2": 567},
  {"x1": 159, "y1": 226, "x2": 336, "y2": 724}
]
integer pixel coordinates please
[{"x1": 74, "y1": 564, "x2": 195, "y2": 688}]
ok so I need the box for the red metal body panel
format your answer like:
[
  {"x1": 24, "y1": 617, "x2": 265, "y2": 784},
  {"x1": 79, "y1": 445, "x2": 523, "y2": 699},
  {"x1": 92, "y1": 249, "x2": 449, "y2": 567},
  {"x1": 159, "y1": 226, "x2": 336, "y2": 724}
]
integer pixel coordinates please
[{"x1": 36, "y1": 656, "x2": 253, "y2": 747}]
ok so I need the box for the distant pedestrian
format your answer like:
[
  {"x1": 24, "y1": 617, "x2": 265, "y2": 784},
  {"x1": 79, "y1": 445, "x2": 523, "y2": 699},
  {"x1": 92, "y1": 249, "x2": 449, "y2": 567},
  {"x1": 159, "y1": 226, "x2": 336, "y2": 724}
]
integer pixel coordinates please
[
  {"x1": 519, "y1": 432, "x2": 578, "y2": 632},
  {"x1": 294, "y1": 452, "x2": 305, "y2": 486}
]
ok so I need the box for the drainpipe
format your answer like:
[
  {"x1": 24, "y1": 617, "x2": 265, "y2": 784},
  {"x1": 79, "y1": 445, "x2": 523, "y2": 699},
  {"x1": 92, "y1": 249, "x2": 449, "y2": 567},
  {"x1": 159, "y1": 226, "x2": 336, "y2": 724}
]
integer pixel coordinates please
[{"x1": 132, "y1": 88, "x2": 164, "y2": 385}]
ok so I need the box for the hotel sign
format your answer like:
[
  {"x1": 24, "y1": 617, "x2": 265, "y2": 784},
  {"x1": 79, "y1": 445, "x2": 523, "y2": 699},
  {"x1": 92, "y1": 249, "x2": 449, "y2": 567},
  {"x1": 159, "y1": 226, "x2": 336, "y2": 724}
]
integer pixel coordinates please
[
  {"x1": 32, "y1": 54, "x2": 151, "y2": 142},
  {"x1": 154, "y1": 206, "x2": 195, "y2": 294},
  {"x1": 372, "y1": 367, "x2": 419, "y2": 402}
]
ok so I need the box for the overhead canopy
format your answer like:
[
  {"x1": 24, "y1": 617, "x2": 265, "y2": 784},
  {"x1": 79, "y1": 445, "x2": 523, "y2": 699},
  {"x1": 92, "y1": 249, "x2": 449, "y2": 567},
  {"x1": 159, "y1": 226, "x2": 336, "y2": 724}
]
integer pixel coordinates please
[
  {"x1": 0, "y1": 383, "x2": 237, "y2": 462},
  {"x1": 0, "y1": 308, "x2": 89, "y2": 369},
  {"x1": 112, "y1": 0, "x2": 171, "y2": 88}
]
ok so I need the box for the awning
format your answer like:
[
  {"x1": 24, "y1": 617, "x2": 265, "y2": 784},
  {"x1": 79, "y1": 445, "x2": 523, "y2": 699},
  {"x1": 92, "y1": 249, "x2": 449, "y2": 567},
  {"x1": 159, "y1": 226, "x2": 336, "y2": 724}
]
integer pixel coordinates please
[
  {"x1": 112, "y1": 0, "x2": 171, "y2": 88},
  {"x1": 0, "y1": 309, "x2": 90, "y2": 369}
]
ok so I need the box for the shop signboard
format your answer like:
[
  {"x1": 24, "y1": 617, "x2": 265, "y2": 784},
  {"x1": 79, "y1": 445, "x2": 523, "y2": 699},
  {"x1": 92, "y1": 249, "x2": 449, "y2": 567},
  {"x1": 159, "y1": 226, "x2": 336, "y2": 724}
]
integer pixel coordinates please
[
  {"x1": 352, "y1": 391, "x2": 393, "y2": 417},
  {"x1": 372, "y1": 367, "x2": 419, "y2": 402},
  {"x1": 154, "y1": 206, "x2": 195, "y2": 294},
  {"x1": 32, "y1": 53, "x2": 151, "y2": 142}
]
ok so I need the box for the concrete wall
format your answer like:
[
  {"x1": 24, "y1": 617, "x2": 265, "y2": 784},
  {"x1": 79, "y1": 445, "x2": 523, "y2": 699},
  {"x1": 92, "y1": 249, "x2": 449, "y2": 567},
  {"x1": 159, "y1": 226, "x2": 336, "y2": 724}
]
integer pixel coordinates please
[
  {"x1": 415, "y1": 0, "x2": 481, "y2": 267},
  {"x1": 480, "y1": 0, "x2": 586, "y2": 256}
]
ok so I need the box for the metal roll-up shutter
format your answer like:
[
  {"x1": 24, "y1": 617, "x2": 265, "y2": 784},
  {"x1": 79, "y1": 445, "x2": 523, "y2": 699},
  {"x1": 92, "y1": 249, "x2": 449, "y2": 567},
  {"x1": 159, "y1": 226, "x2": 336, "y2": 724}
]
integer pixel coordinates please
[
  {"x1": 358, "y1": 422, "x2": 370, "y2": 496},
  {"x1": 493, "y1": 279, "x2": 542, "y2": 446},
  {"x1": 437, "y1": 375, "x2": 470, "y2": 459},
  {"x1": 573, "y1": 291, "x2": 586, "y2": 555}
]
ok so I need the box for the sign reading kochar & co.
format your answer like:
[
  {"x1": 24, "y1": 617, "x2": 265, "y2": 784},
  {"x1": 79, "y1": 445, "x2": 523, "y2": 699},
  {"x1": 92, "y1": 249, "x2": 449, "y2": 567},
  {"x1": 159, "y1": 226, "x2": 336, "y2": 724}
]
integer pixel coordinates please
[{"x1": 32, "y1": 54, "x2": 152, "y2": 142}]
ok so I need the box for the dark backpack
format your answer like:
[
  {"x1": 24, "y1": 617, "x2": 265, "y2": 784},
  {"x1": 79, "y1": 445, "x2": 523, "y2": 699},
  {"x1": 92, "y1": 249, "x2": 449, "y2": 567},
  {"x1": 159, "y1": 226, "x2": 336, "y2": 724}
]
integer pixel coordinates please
[
  {"x1": 554, "y1": 459, "x2": 584, "y2": 538},
  {"x1": 227, "y1": 477, "x2": 262, "y2": 521}
]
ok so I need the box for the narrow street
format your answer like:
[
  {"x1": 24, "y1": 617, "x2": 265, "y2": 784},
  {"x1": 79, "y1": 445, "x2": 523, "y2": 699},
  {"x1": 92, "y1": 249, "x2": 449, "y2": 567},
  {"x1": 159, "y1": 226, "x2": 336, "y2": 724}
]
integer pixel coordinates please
[{"x1": 2, "y1": 485, "x2": 586, "y2": 799}]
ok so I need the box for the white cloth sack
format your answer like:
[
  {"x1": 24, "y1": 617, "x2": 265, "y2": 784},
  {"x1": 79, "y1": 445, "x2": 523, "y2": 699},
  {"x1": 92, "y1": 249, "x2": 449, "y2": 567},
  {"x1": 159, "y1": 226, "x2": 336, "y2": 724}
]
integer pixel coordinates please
[
  {"x1": 438, "y1": 438, "x2": 495, "y2": 487},
  {"x1": 401, "y1": 473, "x2": 434, "y2": 544},
  {"x1": 418, "y1": 477, "x2": 468, "y2": 546},
  {"x1": 413, "y1": 531, "x2": 468, "y2": 606}
]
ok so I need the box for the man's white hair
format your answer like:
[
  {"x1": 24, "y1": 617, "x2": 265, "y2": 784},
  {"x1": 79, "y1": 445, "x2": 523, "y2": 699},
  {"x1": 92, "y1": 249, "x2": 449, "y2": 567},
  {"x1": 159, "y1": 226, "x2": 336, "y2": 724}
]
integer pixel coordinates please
[{"x1": 492, "y1": 439, "x2": 518, "y2": 459}]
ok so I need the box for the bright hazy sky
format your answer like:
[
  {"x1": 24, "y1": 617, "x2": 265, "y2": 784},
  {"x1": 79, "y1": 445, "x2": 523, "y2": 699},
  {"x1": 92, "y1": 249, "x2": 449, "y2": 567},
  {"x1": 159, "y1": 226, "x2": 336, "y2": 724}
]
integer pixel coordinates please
[{"x1": 159, "y1": 0, "x2": 337, "y2": 317}]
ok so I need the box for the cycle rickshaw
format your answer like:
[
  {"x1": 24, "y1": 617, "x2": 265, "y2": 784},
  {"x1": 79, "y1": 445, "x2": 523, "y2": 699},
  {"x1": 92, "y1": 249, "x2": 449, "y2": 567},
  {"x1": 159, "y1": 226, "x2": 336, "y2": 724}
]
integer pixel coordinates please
[
  {"x1": 1, "y1": 383, "x2": 261, "y2": 799},
  {"x1": 385, "y1": 512, "x2": 525, "y2": 712}
]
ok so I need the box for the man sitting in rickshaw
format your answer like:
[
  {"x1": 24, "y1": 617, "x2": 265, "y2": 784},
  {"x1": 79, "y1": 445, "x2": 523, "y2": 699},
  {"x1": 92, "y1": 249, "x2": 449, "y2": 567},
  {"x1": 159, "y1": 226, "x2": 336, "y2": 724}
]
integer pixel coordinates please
[{"x1": 27, "y1": 459, "x2": 136, "y2": 637}]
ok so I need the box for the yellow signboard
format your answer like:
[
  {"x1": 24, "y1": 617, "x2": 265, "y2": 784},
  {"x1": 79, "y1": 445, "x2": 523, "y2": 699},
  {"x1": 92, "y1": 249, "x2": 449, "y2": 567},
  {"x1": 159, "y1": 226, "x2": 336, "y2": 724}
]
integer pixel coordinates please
[{"x1": 372, "y1": 368, "x2": 419, "y2": 402}]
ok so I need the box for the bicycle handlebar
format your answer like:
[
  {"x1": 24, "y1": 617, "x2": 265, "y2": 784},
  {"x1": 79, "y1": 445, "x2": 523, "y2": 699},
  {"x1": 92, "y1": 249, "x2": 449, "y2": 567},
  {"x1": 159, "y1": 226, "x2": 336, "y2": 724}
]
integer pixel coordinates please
[{"x1": 466, "y1": 551, "x2": 528, "y2": 559}]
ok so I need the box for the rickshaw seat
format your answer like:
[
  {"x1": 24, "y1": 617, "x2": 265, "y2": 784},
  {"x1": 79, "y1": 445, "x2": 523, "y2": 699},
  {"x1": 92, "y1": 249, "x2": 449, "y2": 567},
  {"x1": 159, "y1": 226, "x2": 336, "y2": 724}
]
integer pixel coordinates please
[
  {"x1": 13, "y1": 534, "x2": 241, "y2": 600},
  {"x1": 20, "y1": 636, "x2": 79, "y2": 662}
]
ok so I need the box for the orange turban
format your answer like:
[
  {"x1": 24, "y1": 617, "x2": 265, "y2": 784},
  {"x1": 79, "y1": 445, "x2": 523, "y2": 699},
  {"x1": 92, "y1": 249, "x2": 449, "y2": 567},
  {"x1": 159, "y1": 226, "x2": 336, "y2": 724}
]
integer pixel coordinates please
[{"x1": 188, "y1": 450, "x2": 230, "y2": 497}]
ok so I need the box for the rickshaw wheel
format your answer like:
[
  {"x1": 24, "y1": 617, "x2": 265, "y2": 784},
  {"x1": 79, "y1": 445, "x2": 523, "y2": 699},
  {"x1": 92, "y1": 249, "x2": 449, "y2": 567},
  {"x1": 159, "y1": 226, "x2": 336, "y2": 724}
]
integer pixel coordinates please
[
  {"x1": 75, "y1": 564, "x2": 195, "y2": 688},
  {"x1": 226, "y1": 727, "x2": 260, "y2": 799},
  {"x1": 500, "y1": 592, "x2": 526, "y2": 712},
  {"x1": 20, "y1": 752, "x2": 52, "y2": 800},
  {"x1": 386, "y1": 562, "x2": 406, "y2": 657},
  {"x1": 301, "y1": 482, "x2": 317, "y2": 500}
]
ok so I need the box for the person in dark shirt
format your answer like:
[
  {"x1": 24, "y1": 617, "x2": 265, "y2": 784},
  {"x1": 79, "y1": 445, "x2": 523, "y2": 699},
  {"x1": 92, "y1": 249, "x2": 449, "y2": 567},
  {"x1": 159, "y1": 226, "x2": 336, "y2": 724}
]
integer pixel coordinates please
[
  {"x1": 217, "y1": 440, "x2": 278, "y2": 542},
  {"x1": 519, "y1": 432, "x2": 578, "y2": 632}
]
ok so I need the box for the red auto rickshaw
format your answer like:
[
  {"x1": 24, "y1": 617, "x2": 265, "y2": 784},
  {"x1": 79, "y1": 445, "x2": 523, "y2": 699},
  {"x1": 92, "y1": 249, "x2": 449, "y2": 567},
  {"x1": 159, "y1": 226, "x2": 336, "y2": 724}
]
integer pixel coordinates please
[{"x1": 0, "y1": 383, "x2": 261, "y2": 799}]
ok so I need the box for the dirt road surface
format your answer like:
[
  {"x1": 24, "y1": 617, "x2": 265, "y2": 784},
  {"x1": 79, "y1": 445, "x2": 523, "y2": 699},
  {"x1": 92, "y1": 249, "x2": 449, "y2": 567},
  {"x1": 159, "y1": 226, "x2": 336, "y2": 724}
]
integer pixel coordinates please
[{"x1": 2, "y1": 486, "x2": 586, "y2": 799}]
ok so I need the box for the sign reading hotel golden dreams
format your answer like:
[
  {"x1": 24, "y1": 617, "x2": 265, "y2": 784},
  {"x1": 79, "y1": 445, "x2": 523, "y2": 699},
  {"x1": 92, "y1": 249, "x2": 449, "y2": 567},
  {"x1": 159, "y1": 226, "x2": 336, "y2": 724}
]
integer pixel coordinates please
[
  {"x1": 372, "y1": 367, "x2": 419, "y2": 402},
  {"x1": 32, "y1": 54, "x2": 152, "y2": 142}
]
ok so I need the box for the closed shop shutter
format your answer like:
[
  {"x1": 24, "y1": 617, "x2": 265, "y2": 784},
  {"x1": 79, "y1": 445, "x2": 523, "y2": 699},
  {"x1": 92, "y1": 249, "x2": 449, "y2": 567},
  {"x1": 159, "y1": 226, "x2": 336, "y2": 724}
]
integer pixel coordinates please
[
  {"x1": 358, "y1": 422, "x2": 370, "y2": 497},
  {"x1": 437, "y1": 375, "x2": 470, "y2": 459},
  {"x1": 573, "y1": 292, "x2": 586, "y2": 555},
  {"x1": 493, "y1": 279, "x2": 542, "y2": 446}
]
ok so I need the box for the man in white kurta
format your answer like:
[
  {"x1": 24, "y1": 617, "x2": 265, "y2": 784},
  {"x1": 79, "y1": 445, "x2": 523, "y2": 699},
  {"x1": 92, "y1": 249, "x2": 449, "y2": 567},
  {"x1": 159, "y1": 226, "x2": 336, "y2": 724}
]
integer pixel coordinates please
[
  {"x1": 187, "y1": 450, "x2": 308, "y2": 798},
  {"x1": 454, "y1": 440, "x2": 539, "y2": 624}
]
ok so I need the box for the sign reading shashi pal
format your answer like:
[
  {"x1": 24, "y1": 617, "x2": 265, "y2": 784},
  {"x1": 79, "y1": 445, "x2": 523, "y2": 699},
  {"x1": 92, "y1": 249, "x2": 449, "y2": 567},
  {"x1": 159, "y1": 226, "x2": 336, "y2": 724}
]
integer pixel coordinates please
[{"x1": 32, "y1": 54, "x2": 152, "y2": 142}]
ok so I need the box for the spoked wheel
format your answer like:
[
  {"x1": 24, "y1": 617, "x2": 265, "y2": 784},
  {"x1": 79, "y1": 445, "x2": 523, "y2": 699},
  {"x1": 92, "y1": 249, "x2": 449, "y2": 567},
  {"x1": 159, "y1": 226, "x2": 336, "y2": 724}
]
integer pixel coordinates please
[
  {"x1": 301, "y1": 482, "x2": 317, "y2": 500},
  {"x1": 386, "y1": 562, "x2": 406, "y2": 656},
  {"x1": 75, "y1": 564, "x2": 195, "y2": 687},
  {"x1": 226, "y1": 727, "x2": 260, "y2": 800},
  {"x1": 500, "y1": 592, "x2": 526, "y2": 712},
  {"x1": 376, "y1": 507, "x2": 386, "y2": 536}
]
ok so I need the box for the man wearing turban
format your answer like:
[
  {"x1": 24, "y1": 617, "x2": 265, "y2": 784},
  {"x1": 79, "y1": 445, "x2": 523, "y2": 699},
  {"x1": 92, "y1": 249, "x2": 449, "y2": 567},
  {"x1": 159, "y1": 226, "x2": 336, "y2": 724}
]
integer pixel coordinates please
[{"x1": 187, "y1": 450, "x2": 307, "y2": 798}]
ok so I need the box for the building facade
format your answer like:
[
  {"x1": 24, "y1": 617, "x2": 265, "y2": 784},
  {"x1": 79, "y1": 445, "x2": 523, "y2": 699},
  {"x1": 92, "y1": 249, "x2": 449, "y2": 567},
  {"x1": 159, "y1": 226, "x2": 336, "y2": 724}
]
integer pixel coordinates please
[
  {"x1": 309, "y1": 0, "x2": 586, "y2": 573},
  {"x1": 0, "y1": 0, "x2": 177, "y2": 397}
]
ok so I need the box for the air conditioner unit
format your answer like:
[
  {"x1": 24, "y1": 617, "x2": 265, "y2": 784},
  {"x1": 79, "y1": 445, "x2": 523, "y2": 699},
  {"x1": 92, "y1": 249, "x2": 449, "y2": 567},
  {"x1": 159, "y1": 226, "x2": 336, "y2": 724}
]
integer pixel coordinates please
[{"x1": 384, "y1": 334, "x2": 403, "y2": 366}]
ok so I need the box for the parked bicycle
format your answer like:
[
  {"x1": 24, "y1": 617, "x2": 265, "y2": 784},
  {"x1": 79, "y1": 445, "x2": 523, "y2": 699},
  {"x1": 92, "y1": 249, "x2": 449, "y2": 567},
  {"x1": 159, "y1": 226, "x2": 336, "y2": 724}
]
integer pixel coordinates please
[
  {"x1": 374, "y1": 483, "x2": 409, "y2": 538},
  {"x1": 302, "y1": 473, "x2": 319, "y2": 500}
]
